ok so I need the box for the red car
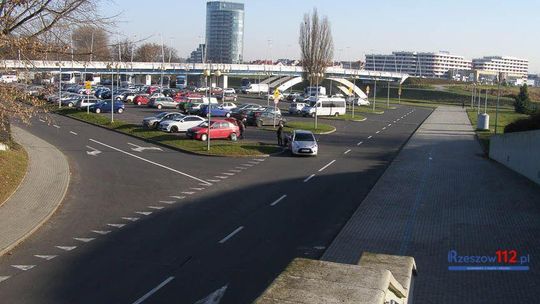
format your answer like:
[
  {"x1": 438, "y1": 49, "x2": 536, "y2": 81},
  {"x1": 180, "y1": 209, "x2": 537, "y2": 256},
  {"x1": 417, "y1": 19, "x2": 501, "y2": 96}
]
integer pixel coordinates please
[
  {"x1": 133, "y1": 94, "x2": 149, "y2": 106},
  {"x1": 186, "y1": 119, "x2": 239, "y2": 141},
  {"x1": 146, "y1": 86, "x2": 159, "y2": 95}
]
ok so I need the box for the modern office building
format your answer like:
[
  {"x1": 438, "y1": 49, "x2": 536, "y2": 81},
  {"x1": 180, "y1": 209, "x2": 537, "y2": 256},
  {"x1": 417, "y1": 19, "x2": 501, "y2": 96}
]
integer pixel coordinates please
[
  {"x1": 205, "y1": 1, "x2": 245, "y2": 64},
  {"x1": 365, "y1": 51, "x2": 472, "y2": 78},
  {"x1": 187, "y1": 44, "x2": 206, "y2": 63},
  {"x1": 472, "y1": 56, "x2": 528, "y2": 78}
]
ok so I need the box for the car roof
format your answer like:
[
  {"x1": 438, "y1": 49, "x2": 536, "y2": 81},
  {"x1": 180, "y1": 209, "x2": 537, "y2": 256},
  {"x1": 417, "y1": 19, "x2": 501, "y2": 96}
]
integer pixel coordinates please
[{"x1": 294, "y1": 130, "x2": 314, "y2": 135}]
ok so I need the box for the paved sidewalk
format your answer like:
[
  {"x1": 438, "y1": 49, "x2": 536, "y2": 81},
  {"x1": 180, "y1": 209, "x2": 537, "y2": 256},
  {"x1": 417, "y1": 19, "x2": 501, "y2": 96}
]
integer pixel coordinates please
[
  {"x1": 323, "y1": 106, "x2": 540, "y2": 302},
  {"x1": 0, "y1": 127, "x2": 70, "y2": 256}
]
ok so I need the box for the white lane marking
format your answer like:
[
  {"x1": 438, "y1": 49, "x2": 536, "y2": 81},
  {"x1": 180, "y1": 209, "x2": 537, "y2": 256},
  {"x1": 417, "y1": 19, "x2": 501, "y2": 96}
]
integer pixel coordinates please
[
  {"x1": 303, "y1": 174, "x2": 316, "y2": 183},
  {"x1": 107, "y1": 223, "x2": 125, "y2": 228},
  {"x1": 191, "y1": 187, "x2": 205, "y2": 191},
  {"x1": 135, "y1": 211, "x2": 152, "y2": 216},
  {"x1": 39, "y1": 119, "x2": 46, "y2": 123},
  {"x1": 222, "y1": 172, "x2": 235, "y2": 176},
  {"x1": 388, "y1": 124, "x2": 392, "y2": 127},
  {"x1": 397, "y1": 119, "x2": 400, "y2": 121},
  {"x1": 382, "y1": 127, "x2": 386, "y2": 130},
  {"x1": 12, "y1": 265, "x2": 35, "y2": 271},
  {"x1": 148, "y1": 206, "x2": 164, "y2": 210},
  {"x1": 0, "y1": 276, "x2": 10, "y2": 283},
  {"x1": 73, "y1": 237, "x2": 95, "y2": 243},
  {"x1": 53, "y1": 125, "x2": 60, "y2": 129},
  {"x1": 127, "y1": 142, "x2": 163, "y2": 153},
  {"x1": 194, "y1": 285, "x2": 228, "y2": 304},
  {"x1": 215, "y1": 176, "x2": 228, "y2": 179},
  {"x1": 242, "y1": 164, "x2": 254, "y2": 167},
  {"x1": 122, "y1": 217, "x2": 139, "y2": 222},
  {"x1": 207, "y1": 179, "x2": 221, "y2": 183},
  {"x1": 219, "y1": 226, "x2": 244, "y2": 244},
  {"x1": 132, "y1": 276, "x2": 175, "y2": 304},
  {"x1": 229, "y1": 170, "x2": 241, "y2": 173},
  {"x1": 253, "y1": 158, "x2": 266, "y2": 162},
  {"x1": 182, "y1": 191, "x2": 195, "y2": 195},
  {"x1": 318, "y1": 160, "x2": 336, "y2": 172},
  {"x1": 70, "y1": 131, "x2": 78, "y2": 135},
  {"x1": 89, "y1": 139, "x2": 211, "y2": 185},
  {"x1": 367, "y1": 136, "x2": 373, "y2": 139},
  {"x1": 357, "y1": 141, "x2": 364, "y2": 146},
  {"x1": 235, "y1": 167, "x2": 247, "y2": 170},
  {"x1": 314, "y1": 246, "x2": 326, "y2": 250},
  {"x1": 376, "y1": 131, "x2": 380, "y2": 134},
  {"x1": 270, "y1": 195, "x2": 287, "y2": 207},
  {"x1": 159, "y1": 201, "x2": 176, "y2": 205},
  {"x1": 247, "y1": 161, "x2": 259, "y2": 165},
  {"x1": 34, "y1": 255, "x2": 57, "y2": 261},
  {"x1": 92, "y1": 230, "x2": 111, "y2": 235},
  {"x1": 86, "y1": 146, "x2": 102, "y2": 156},
  {"x1": 170, "y1": 196, "x2": 185, "y2": 200},
  {"x1": 56, "y1": 246, "x2": 77, "y2": 251},
  {"x1": 344, "y1": 149, "x2": 351, "y2": 155},
  {"x1": 199, "y1": 183, "x2": 212, "y2": 187}
]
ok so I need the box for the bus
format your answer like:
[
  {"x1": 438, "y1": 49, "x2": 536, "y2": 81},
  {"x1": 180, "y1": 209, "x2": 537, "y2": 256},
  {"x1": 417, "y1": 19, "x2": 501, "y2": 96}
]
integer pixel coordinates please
[{"x1": 176, "y1": 75, "x2": 187, "y2": 89}]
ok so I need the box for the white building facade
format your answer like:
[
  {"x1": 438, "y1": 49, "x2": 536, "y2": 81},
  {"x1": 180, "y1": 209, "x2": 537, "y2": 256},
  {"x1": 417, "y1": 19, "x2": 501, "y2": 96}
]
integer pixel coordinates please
[{"x1": 472, "y1": 56, "x2": 528, "y2": 78}]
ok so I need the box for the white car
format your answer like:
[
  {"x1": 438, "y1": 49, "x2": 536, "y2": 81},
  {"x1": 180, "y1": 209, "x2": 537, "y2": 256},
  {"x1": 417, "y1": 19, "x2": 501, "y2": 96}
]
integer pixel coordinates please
[
  {"x1": 150, "y1": 92, "x2": 165, "y2": 99},
  {"x1": 158, "y1": 115, "x2": 206, "y2": 133},
  {"x1": 288, "y1": 130, "x2": 318, "y2": 156},
  {"x1": 349, "y1": 97, "x2": 371, "y2": 106},
  {"x1": 220, "y1": 102, "x2": 237, "y2": 110},
  {"x1": 223, "y1": 88, "x2": 236, "y2": 94}
]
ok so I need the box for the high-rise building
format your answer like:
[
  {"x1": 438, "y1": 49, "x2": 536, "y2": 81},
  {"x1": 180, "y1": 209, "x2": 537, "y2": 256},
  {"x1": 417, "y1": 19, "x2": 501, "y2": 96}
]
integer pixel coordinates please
[
  {"x1": 365, "y1": 51, "x2": 472, "y2": 78},
  {"x1": 187, "y1": 44, "x2": 206, "y2": 63},
  {"x1": 205, "y1": 1, "x2": 244, "y2": 64},
  {"x1": 472, "y1": 56, "x2": 528, "y2": 78}
]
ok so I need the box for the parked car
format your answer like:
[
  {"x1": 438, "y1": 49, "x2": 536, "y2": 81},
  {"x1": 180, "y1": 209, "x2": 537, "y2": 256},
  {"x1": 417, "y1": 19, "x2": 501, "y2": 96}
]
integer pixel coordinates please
[
  {"x1": 142, "y1": 112, "x2": 184, "y2": 129},
  {"x1": 133, "y1": 94, "x2": 150, "y2": 106},
  {"x1": 230, "y1": 103, "x2": 264, "y2": 121},
  {"x1": 61, "y1": 94, "x2": 85, "y2": 108},
  {"x1": 89, "y1": 100, "x2": 125, "y2": 114},
  {"x1": 289, "y1": 102, "x2": 307, "y2": 115},
  {"x1": 200, "y1": 104, "x2": 231, "y2": 118},
  {"x1": 286, "y1": 92, "x2": 303, "y2": 102},
  {"x1": 123, "y1": 92, "x2": 138, "y2": 103},
  {"x1": 287, "y1": 130, "x2": 318, "y2": 156},
  {"x1": 148, "y1": 97, "x2": 179, "y2": 109},
  {"x1": 220, "y1": 102, "x2": 237, "y2": 111},
  {"x1": 158, "y1": 115, "x2": 206, "y2": 133},
  {"x1": 76, "y1": 96, "x2": 101, "y2": 109},
  {"x1": 186, "y1": 119, "x2": 240, "y2": 141},
  {"x1": 223, "y1": 88, "x2": 236, "y2": 94},
  {"x1": 219, "y1": 92, "x2": 238, "y2": 102},
  {"x1": 347, "y1": 97, "x2": 371, "y2": 106},
  {"x1": 249, "y1": 112, "x2": 286, "y2": 127}
]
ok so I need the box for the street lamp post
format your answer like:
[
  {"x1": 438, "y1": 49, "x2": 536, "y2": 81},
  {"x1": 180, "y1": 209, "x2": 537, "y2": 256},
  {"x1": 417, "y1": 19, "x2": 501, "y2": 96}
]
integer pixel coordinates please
[
  {"x1": 203, "y1": 69, "x2": 211, "y2": 150},
  {"x1": 57, "y1": 62, "x2": 63, "y2": 109},
  {"x1": 495, "y1": 79, "x2": 501, "y2": 133},
  {"x1": 372, "y1": 78, "x2": 377, "y2": 112},
  {"x1": 387, "y1": 80, "x2": 390, "y2": 108},
  {"x1": 352, "y1": 76, "x2": 358, "y2": 119},
  {"x1": 471, "y1": 84, "x2": 475, "y2": 108}
]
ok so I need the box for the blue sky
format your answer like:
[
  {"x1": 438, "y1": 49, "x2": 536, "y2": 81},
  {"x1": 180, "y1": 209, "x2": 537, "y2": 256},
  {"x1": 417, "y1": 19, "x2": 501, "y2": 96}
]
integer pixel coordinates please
[{"x1": 102, "y1": 0, "x2": 540, "y2": 72}]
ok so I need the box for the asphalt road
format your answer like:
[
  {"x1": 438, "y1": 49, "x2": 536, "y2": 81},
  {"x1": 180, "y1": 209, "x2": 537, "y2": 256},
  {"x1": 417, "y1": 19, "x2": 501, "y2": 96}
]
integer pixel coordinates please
[{"x1": 0, "y1": 104, "x2": 432, "y2": 303}]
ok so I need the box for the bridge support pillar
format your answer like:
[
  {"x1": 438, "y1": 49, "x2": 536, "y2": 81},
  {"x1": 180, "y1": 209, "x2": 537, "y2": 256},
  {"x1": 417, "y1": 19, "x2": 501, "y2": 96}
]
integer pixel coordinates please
[
  {"x1": 145, "y1": 75, "x2": 152, "y2": 85},
  {"x1": 222, "y1": 75, "x2": 228, "y2": 89}
]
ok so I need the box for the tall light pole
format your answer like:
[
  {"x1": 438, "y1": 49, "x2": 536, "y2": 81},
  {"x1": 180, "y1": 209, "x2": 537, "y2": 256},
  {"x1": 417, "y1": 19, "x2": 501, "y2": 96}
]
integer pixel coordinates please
[
  {"x1": 203, "y1": 69, "x2": 211, "y2": 150},
  {"x1": 372, "y1": 78, "x2": 377, "y2": 112},
  {"x1": 387, "y1": 80, "x2": 390, "y2": 108},
  {"x1": 495, "y1": 78, "x2": 501, "y2": 133},
  {"x1": 57, "y1": 62, "x2": 63, "y2": 109},
  {"x1": 471, "y1": 83, "x2": 475, "y2": 108},
  {"x1": 352, "y1": 76, "x2": 358, "y2": 118}
]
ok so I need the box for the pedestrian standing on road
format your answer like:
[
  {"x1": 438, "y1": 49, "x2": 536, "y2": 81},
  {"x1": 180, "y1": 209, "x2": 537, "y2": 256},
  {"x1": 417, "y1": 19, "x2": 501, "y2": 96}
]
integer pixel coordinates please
[
  {"x1": 277, "y1": 122, "x2": 284, "y2": 146},
  {"x1": 238, "y1": 118, "x2": 245, "y2": 139}
]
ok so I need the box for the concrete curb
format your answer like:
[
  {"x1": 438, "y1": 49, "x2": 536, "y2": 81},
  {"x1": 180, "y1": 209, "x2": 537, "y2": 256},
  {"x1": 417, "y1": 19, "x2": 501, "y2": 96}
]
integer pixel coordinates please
[{"x1": 0, "y1": 127, "x2": 70, "y2": 257}]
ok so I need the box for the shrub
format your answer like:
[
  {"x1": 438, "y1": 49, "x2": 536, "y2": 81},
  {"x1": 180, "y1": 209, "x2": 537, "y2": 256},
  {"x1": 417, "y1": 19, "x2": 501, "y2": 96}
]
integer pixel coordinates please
[{"x1": 504, "y1": 113, "x2": 540, "y2": 133}]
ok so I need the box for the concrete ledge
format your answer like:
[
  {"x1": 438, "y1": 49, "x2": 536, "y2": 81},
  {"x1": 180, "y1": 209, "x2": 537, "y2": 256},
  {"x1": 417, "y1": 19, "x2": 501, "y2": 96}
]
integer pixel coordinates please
[{"x1": 0, "y1": 127, "x2": 70, "y2": 256}]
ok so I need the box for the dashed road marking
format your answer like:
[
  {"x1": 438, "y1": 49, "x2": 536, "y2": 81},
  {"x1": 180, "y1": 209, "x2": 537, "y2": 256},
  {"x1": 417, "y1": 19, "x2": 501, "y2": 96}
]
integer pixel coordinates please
[
  {"x1": 247, "y1": 161, "x2": 259, "y2": 165},
  {"x1": 56, "y1": 246, "x2": 77, "y2": 251},
  {"x1": 89, "y1": 139, "x2": 211, "y2": 185},
  {"x1": 376, "y1": 131, "x2": 380, "y2": 134},
  {"x1": 53, "y1": 125, "x2": 60, "y2": 129},
  {"x1": 344, "y1": 149, "x2": 351, "y2": 154},
  {"x1": 107, "y1": 223, "x2": 126, "y2": 228},
  {"x1": 191, "y1": 187, "x2": 205, "y2": 191},
  {"x1": 242, "y1": 164, "x2": 254, "y2": 167},
  {"x1": 12, "y1": 265, "x2": 35, "y2": 271},
  {"x1": 39, "y1": 119, "x2": 46, "y2": 123},
  {"x1": 219, "y1": 226, "x2": 244, "y2": 244},
  {"x1": 0, "y1": 276, "x2": 10, "y2": 283},
  {"x1": 229, "y1": 170, "x2": 241, "y2": 173},
  {"x1": 199, "y1": 183, "x2": 211, "y2": 187},
  {"x1": 148, "y1": 206, "x2": 164, "y2": 210},
  {"x1": 318, "y1": 160, "x2": 336, "y2": 172},
  {"x1": 270, "y1": 195, "x2": 287, "y2": 207},
  {"x1": 388, "y1": 124, "x2": 392, "y2": 127},
  {"x1": 235, "y1": 167, "x2": 247, "y2": 170},
  {"x1": 207, "y1": 179, "x2": 221, "y2": 183},
  {"x1": 170, "y1": 196, "x2": 184, "y2": 200},
  {"x1": 92, "y1": 230, "x2": 111, "y2": 235},
  {"x1": 215, "y1": 176, "x2": 228, "y2": 179},
  {"x1": 382, "y1": 127, "x2": 386, "y2": 130},
  {"x1": 367, "y1": 136, "x2": 373, "y2": 139},
  {"x1": 182, "y1": 191, "x2": 195, "y2": 195},
  {"x1": 132, "y1": 276, "x2": 175, "y2": 304},
  {"x1": 303, "y1": 174, "x2": 316, "y2": 183},
  {"x1": 135, "y1": 211, "x2": 152, "y2": 216},
  {"x1": 357, "y1": 141, "x2": 364, "y2": 146},
  {"x1": 159, "y1": 201, "x2": 176, "y2": 205},
  {"x1": 253, "y1": 158, "x2": 266, "y2": 162},
  {"x1": 69, "y1": 131, "x2": 78, "y2": 135},
  {"x1": 34, "y1": 255, "x2": 57, "y2": 261},
  {"x1": 122, "y1": 217, "x2": 139, "y2": 222},
  {"x1": 73, "y1": 238, "x2": 95, "y2": 243}
]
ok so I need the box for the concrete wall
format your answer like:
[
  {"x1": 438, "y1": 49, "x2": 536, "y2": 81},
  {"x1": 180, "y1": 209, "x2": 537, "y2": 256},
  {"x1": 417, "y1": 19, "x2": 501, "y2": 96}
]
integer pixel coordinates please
[{"x1": 489, "y1": 130, "x2": 540, "y2": 185}]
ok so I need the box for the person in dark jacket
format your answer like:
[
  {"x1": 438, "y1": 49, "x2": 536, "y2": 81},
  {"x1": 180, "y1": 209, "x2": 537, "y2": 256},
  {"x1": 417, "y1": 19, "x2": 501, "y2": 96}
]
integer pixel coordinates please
[
  {"x1": 277, "y1": 122, "x2": 284, "y2": 146},
  {"x1": 238, "y1": 118, "x2": 246, "y2": 139}
]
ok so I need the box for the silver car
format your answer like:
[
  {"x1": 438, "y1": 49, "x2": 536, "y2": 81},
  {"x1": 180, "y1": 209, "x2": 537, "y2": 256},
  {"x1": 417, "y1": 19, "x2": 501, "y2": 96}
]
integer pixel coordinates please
[
  {"x1": 148, "y1": 97, "x2": 179, "y2": 109},
  {"x1": 142, "y1": 112, "x2": 183, "y2": 129},
  {"x1": 288, "y1": 130, "x2": 318, "y2": 156}
]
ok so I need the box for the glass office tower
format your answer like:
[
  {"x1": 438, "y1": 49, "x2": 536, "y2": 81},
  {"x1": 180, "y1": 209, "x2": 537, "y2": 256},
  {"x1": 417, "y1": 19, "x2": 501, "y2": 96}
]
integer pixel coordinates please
[{"x1": 206, "y1": 1, "x2": 244, "y2": 64}]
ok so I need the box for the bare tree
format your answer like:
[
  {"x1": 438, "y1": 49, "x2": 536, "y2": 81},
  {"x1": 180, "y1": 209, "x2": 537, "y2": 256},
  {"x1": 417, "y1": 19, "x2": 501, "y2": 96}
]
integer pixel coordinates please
[
  {"x1": 72, "y1": 26, "x2": 111, "y2": 61},
  {"x1": 0, "y1": 0, "x2": 114, "y2": 142},
  {"x1": 133, "y1": 43, "x2": 181, "y2": 63},
  {"x1": 299, "y1": 8, "x2": 334, "y2": 83}
]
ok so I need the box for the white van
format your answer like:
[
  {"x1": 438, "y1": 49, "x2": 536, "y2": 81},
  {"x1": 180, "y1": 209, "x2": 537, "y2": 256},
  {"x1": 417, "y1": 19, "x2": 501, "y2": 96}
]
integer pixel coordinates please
[{"x1": 301, "y1": 97, "x2": 347, "y2": 117}]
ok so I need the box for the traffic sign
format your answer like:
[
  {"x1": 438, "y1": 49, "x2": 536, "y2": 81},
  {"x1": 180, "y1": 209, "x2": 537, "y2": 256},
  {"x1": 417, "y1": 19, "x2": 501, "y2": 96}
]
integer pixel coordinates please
[
  {"x1": 273, "y1": 89, "x2": 280, "y2": 103},
  {"x1": 84, "y1": 81, "x2": 91, "y2": 89}
]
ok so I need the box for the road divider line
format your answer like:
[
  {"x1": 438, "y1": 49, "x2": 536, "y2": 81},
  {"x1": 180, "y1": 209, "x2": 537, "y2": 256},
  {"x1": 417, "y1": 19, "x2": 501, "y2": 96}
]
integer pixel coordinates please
[
  {"x1": 170, "y1": 196, "x2": 185, "y2": 200},
  {"x1": 69, "y1": 131, "x2": 78, "y2": 135},
  {"x1": 382, "y1": 127, "x2": 386, "y2": 130},
  {"x1": 222, "y1": 172, "x2": 235, "y2": 176},
  {"x1": 303, "y1": 174, "x2": 316, "y2": 183},
  {"x1": 229, "y1": 170, "x2": 241, "y2": 173},
  {"x1": 11, "y1": 265, "x2": 35, "y2": 271},
  {"x1": 216, "y1": 176, "x2": 228, "y2": 179},
  {"x1": 236, "y1": 167, "x2": 247, "y2": 170},
  {"x1": 270, "y1": 195, "x2": 287, "y2": 206},
  {"x1": 39, "y1": 119, "x2": 46, "y2": 123},
  {"x1": 182, "y1": 191, "x2": 195, "y2": 195},
  {"x1": 219, "y1": 226, "x2": 244, "y2": 244},
  {"x1": 318, "y1": 160, "x2": 336, "y2": 172},
  {"x1": 107, "y1": 223, "x2": 125, "y2": 228},
  {"x1": 242, "y1": 164, "x2": 254, "y2": 167},
  {"x1": 344, "y1": 149, "x2": 351, "y2": 155},
  {"x1": 148, "y1": 206, "x2": 164, "y2": 210},
  {"x1": 34, "y1": 255, "x2": 57, "y2": 261},
  {"x1": 191, "y1": 187, "x2": 204, "y2": 191},
  {"x1": 56, "y1": 246, "x2": 77, "y2": 251},
  {"x1": 159, "y1": 201, "x2": 176, "y2": 205},
  {"x1": 73, "y1": 238, "x2": 95, "y2": 243},
  {"x1": 135, "y1": 211, "x2": 152, "y2": 216},
  {"x1": 122, "y1": 217, "x2": 139, "y2": 222},
  {"x1": 53, "y1": 125, "x2": 60, "y2": 129},
  {"x1": 376, "y1": 131, "x2": 380, "y2": 134},
  {"x1": 367, "y1": 136, "x2": 373, "y2": 139},
  {"x1": 388, "y1": 124, "x2": 392, "y2": 127},
  {"x1": 357, "y1": 141, "x2": 364, "y2": 146},
  {"x1": 89, "y1": 139, "x2": 211, "y2": 185},
  {"x1": 253, "y1": 158, "x2": 266, "y2": 162},
  {"x1": 92, "y1": 230, "x2": 111, "y2": 235},
  {"x1": 0, "y1": 276, "x2": 9, "y2": 283},
  {"x1": 207, "y1": 179, "x2": 221, "y2": 183},
  {"x1": 132, "y1": 276, "x2": 175, "y2": 304}
]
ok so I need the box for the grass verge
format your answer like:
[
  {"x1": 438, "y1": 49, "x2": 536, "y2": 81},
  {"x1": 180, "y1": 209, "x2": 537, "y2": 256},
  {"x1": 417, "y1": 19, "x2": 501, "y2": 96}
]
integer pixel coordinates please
[
  {"x1": 322, "y1": 112, "x2": 366, "y2": 122},
  {"x1": 0, "y1": 142, "x2": 28, "y2": 206},
  {"x1": 262, "y1": 121, "x2": 335, "y2": 134},
  {"x1": 57, "y1": 109, "x2": 281, "y2": 156}
]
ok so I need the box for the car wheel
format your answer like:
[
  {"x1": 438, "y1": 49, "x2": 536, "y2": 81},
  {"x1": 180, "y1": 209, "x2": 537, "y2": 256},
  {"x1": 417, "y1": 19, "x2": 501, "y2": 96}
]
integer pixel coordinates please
[
  {"x1": 230, "y1": 132, "x2": 238, "y2": 141},
  {"x1": 334, "y1": 112, "x2": 339, "y2": 117},
  {"x1": 152, "y1": 122, "x2": 158, "y2": 129},
  {"x1": 170, "y1": 126, "x2": 178, "y2": 133},
  {"x1": 256, "y1": 120, "x2": 262, "y2": 128},
  {"x1": 226, "y1": 113, "x2": 231, "y2": 118},
  {"x1": 117, "y1": 108, "x2": 124, "y2": 114},
  {"x1": 310, "y1": 113, "x2": 315, "y2": 118},
  {"x1": 68, "y1": 102, "x2": 73, "y2": 108},
  {"x1": 137, "y1": 101, "x2": 141, "y2": 106},
  {"x1": 157, "y1": 104, "x2": 162, "y2": 109},
  {"x1": 95, "y1": 108, "x2": 101, "y2": 114},
  {"x1": 201, "y1": 133, "x2": 208, "y2": 141}
]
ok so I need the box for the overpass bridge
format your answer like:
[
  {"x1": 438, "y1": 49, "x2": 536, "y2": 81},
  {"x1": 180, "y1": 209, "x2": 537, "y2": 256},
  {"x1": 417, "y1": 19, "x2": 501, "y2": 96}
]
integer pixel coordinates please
[{"x1": 2, "y1": 60, "x2": 409, "y2": 97}]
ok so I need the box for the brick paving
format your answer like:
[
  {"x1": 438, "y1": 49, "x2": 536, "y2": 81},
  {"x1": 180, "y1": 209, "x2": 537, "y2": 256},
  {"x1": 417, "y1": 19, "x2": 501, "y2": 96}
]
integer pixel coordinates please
[
  {"x1": 323, "y1": 106, "x2": 540, "y2": 302},
  {"x1": 0, "y1": 127, "x2": 70, "y2": 256}
]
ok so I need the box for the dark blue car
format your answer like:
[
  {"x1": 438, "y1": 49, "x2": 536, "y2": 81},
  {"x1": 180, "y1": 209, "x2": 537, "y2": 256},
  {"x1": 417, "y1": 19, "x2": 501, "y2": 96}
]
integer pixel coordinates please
[
  {"x1": 89, "y1": 101, "x2": 125, "y2": 114},
  {"x1": 199, "y1": 104, "x2": 231, "y2": 118}
]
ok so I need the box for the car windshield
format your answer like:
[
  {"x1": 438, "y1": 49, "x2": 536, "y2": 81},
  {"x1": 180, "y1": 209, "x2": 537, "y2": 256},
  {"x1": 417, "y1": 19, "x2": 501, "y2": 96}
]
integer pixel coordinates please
[
  {"x1": 155, "y1": 112, "x2": 168, "y2": 119},
  {"x1": 294, "y1": 133, "x2": 315, "y2": 142}
]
